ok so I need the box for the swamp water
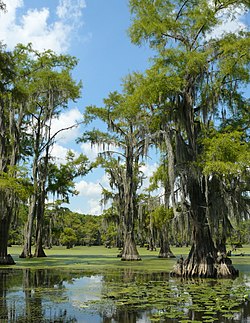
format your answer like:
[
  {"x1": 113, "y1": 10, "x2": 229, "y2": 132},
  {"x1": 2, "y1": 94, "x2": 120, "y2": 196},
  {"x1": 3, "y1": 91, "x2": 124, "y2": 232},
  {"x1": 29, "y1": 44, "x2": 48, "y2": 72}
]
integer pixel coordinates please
[{"x1": 1, "y1": 267, "x2": 250, "y2": 323}]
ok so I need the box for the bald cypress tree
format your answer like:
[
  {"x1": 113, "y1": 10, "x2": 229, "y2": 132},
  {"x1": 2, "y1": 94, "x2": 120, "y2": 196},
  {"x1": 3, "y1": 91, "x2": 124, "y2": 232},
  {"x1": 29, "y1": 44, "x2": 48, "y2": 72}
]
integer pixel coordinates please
[
  {"x1": 80, "y1": 81, "x2": 154, "y2": 260},
  {"x1": 128, "y1": 0, "x2": 250, "y2": 277},
  {"x1": 0, "y1": 46, "x2": 30, "y2": 264},
  {"x1": 18, "y1": 45, "x2": 81, "y2": 258}
]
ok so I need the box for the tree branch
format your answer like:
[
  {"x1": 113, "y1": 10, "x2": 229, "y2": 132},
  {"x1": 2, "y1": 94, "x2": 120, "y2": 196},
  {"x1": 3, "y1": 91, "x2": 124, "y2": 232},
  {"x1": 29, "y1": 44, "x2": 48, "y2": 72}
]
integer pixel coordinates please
[
  {"x1": 99, "y1": 150, "x2": 126, "y2": 159},
  {"x1": 39, "y1": 121, "x2": 83, "y2": 154},
  {"x1": 190, "y1": 24, "x2": 206, "y2": 49},
  {"x1": 176, "y1": 0, "x2": 190, "y2": 21},
  {"x1": 162, "y1": 32, "x2": 189, "y2": 47}
]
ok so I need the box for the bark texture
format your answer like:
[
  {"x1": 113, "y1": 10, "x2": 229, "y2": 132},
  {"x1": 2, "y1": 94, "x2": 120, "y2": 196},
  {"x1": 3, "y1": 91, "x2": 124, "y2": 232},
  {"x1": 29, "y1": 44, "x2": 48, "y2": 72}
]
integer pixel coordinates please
[
  {"x1": 158, "y1": 232, "x2": 175, "y2": 258},
  {"x1": 19, "y1": 198, "x2": 36, "y2": 258},
  {"x1": 0, "y1": 195, "x2": 15, "y2": 265},
  {"x1": 171, "y1": 176, "x2": 238, "y2": 278},
  {"x1": 121, "y1": 232, "x2": 141, "y2": 261}
]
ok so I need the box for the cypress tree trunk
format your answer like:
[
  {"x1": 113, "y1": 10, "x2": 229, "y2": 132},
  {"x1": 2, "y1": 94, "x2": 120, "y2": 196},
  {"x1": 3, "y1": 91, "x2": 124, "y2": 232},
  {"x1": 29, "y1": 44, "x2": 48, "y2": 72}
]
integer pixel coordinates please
[
  {"x1": 171, "y1": 176, "x2": 238, "y2": 278},
  {"x1": 0, "y1": 216, "x2": 15, "y2": 265},
  {"x1": 158, "y1": 229, "x2": 175, "y2": 258},
  {"x1": 172, "y1": 218, "x2": 217, "y2": 277},
  {"x1": 20, "y1": 140, "x2": 40, "y2": 259},
  {"x1": 0, "y1": 106, "x2": 18, "y2": 265},
  {"x1": 148, "y1": 214, "x2": 157, "y2": 251},
  {"x1": 19, "y1": 197, "x2": 36, "y2": 258},
  {"x1": 34, "y1": 188, "x2": 46, "y2": 258},
  {"x1": 216, "y1": 236, "x2": 227, "y2": 254},
  {"x1": 21, "y1": 138, "x2": 48, "y2": 258},
  {"x1": 34, "y1": 225, "x2": 47, "y2": 257},
  {"x1": 121, "y1": 145, "x2": 141, "y2": 261},
  {"x1": 121, "y1": 231, "x2": 141, "y2": 261},
  {"x1": 34, "y1": 141, "x2": 50, "y2": 258},
  {"x1": 121, "y1": 185, "x2": 141, "y2": 260},
  {"x1": 0, "y1": 193, "x2": 15, "y2": 265}
]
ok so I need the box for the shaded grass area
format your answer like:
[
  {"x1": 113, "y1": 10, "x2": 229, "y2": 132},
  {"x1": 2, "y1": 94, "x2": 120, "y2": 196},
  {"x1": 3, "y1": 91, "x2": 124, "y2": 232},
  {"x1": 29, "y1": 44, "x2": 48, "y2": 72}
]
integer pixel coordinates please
[{"x1": 5, "y1": 245, "x2": 250, "y2": 273}]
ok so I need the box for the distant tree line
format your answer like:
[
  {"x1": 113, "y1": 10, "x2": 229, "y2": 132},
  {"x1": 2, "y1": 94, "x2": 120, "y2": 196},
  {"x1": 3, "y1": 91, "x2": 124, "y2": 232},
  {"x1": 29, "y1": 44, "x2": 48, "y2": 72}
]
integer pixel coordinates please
[{"x1": 7, "y1": 205, "x2": 250, "y2": 253}]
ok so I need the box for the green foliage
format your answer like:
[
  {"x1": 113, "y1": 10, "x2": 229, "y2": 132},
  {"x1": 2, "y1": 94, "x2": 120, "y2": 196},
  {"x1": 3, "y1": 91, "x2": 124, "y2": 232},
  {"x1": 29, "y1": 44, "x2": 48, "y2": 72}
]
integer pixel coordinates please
[
  {"x1": 151, "y1": 205, "x2": 174, "y2": 228},
  {"x1": 127, "y1": 0, "x2": 250, "y2": 263},
  {"x1": 101, "y1": 207, "x2": 120, "y2": 246},
  {"x1": 48, "y1": 151, "x2": 91, "y2": 203},
  {"x1": 129, "y1": 0, "x2": 250, "y2": 50},
  {"x1": 59, "y1": 228, "x2": 77, "y2": 249},
  {"x1": 44, "y1": 206, "x2": 103, "y2": 247},
  {"x1": 148, "y1": 163, "x2": 168, "y2": 191},
  {"x1": 80, "y1": 215, "x2": 101, "y2": 246},
  {"x1": 0, "y1": 42, "x2": 84, "y2": 250},
  {"x1": 128, "y1": 0, "x2": 250, "y2": 121},
  {"x1": 229, "y1": 220, "x2": 250, "y2": 246},
  {"x1": 201, "y1": 130, "x2": 250, "y2": 176},
  {"x1": 9, "y1": 204, "x2": 28, "y2": 245},
  {"x1": 0, "y1": 170, "x2": 32, "y2": 201},
  {"x1": 101, "y1": 222, "x2": 117, "y2": 246}
]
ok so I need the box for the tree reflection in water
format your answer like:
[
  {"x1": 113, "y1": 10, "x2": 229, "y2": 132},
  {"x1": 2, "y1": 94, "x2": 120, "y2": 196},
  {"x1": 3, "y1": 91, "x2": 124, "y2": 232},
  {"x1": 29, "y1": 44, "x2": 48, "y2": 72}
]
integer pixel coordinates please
[
  {"x1": 0, "y1": 268, "x2": 77, "y2": 322},
  {"x1": 0, "y1": 268, "x2": 250, "y2": 322},
  {"x1": 0, "y1": 270, "x2": 8, "y2": 321}
]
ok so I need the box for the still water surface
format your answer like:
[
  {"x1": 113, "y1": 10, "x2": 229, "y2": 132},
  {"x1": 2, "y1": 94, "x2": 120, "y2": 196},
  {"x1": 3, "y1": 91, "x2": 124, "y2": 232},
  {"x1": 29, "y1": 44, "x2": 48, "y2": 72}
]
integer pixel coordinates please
[{"x1": 1, "y1": 266, "x2": 250, "y2": 322}]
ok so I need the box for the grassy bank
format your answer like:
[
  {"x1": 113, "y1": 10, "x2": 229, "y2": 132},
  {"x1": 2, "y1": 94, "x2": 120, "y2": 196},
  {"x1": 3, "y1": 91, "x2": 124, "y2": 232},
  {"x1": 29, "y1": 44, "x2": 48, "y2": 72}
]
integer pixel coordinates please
[{"x1": 5, "y1": 245, "x2": 250, "y2": 273}]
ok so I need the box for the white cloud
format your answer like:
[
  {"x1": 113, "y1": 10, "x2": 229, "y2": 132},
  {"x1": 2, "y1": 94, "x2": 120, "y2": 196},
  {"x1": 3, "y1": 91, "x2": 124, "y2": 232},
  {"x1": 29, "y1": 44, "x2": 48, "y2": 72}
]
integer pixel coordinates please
[
  {"x1": 74, "y1": 172, "x2": 110, "y2": 215},
  {"x1": 100, "y1": 173, "x2": 110, "y2": 187},
  {"x1": 140, "y1": 162, "x2": 158, "y2": 188},
  {"x1": 50, "y1": 108, "x2": 83, "y2": 144},
  {"x1": 140, "y1": 162, "x2": 158, "y2": 177},
  {"x1": 73, "y1": 162, "x2": 159, "y2": 215},
  {"x1": 50, "y1": 143, "x2": 69, "y2": 162},
  {"x1": 207, "y1": 5, "x2": 247, "y2": 39},
  {"x1": 71, "y1": 200, "x2": 102, "y2": 216},
  {"x1": 88, "y1": 199, "x2": 102, "y2": 215},
  {"x1": 75, "y1": 180, "x2": 102, "y2": 215},
  {"x1": 50, "y1": 143, "x2": 79, "y2": 165},
  {"x1": 80, "y1": 142, "x2": 100, "y2": 162},
  {"x1": 80, "y1": 142, "x2": 121, "y2": 162},
  {"x1": 75, "y1": 180, "x2": 102, "y2": 198},
  {"x1": 0, "y1": 0, "x2": 86, "y2": 53},
  {"x1": 56, "y1": 0, "x2": 86, "y2": 21},
  {"x1": 71, "y1": 201, "x2": 102, "y2": 215}
]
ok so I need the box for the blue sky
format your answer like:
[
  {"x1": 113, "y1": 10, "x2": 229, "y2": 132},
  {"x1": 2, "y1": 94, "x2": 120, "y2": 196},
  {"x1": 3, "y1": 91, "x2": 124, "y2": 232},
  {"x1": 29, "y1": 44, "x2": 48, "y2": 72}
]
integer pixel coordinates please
[
  {"x1": 0, "y1": 0, "x2": 157, "y2": 215},
  {"x1": 0, "y1": 0, "x2": 249, "y2": 214}
]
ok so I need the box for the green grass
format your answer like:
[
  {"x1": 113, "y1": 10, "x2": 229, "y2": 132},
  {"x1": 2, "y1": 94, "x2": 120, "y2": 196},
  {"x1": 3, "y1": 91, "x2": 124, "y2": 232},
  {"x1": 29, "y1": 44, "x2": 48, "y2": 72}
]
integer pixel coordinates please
[
  {"x1": 7, "y1": 245, "x2": 185, "y2": 272},
  {"x1": 5, "y1": 244, "x2": 250, "y2": 273}
]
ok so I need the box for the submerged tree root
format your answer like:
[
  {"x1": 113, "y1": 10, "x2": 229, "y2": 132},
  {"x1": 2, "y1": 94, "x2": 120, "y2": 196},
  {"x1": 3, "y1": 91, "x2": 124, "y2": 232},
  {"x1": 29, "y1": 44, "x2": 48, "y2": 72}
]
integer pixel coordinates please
[
  {"x1": 121, "y1": 247, "x2": 142, "y2": 261},
  {"x1": 0, "y1": 254, "x2": 15, "y2": 265},
  {"x1": 121, "y1": 255, "x2": 142, "y2": 261},
  {"x1": 216, "y1": 256, "x2": 239, "y2": 278},
  {"x1": 118, "y1": 247, "x2": 142, "y2": 260},
  {"x1": 171, "y1": 253, "x2": 239, "y2": 278},
  {"x1": 121, "y1": 233, "x2": 141, "y2": 261},
  {"x1": 158, "y1": 251, "x2": 175, "y2": 258}
]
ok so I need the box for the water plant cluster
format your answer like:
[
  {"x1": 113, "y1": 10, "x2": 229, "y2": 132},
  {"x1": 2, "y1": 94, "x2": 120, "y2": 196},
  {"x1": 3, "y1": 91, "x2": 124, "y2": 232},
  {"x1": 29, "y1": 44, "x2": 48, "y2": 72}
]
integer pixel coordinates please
[
  {"x1": 1, "y1": 249, "x2": 250, "y2": 322},
  {"x1": 87, "y1": 273, "x2": 250, "y2": 322}
]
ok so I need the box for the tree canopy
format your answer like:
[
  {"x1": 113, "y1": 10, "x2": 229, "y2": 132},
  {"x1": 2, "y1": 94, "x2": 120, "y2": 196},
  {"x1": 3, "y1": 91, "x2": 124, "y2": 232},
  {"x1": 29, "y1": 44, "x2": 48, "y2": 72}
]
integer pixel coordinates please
[{"x1": 127, "y1": 0, "x2": 250, "y2": 277}]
